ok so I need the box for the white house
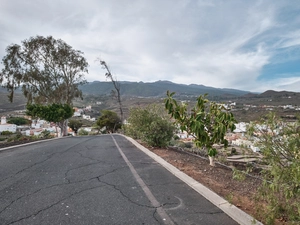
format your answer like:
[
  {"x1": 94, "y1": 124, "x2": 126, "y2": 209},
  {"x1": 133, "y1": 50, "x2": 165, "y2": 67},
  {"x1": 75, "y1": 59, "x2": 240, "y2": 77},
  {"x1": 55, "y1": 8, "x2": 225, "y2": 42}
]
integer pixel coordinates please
[
  {"x1": 73, "y1": 111, "x2": 81, "y2": 117},
  {"x1": 82, "y1": 114, "x2": 91, "y2": 120},
  {"x1": 0, "y1": 116, "x2": 17, "y2": 133},
  {"x1": 31, "y1": 119, "x2": 47, "y2": 129},
  {"x1": 25, "y1": 128, "x2": 44, "y2": 136},
  {"x1": 234, "y1": 122, "x2": 248, "y2": 134}
]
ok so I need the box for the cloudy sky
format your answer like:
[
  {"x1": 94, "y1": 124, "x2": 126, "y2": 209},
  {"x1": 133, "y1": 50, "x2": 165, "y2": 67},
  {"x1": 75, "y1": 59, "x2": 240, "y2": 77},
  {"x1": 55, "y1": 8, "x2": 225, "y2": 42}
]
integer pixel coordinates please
[{"x1": 1, "y1": 0, "x2": 300, "y2": 92}]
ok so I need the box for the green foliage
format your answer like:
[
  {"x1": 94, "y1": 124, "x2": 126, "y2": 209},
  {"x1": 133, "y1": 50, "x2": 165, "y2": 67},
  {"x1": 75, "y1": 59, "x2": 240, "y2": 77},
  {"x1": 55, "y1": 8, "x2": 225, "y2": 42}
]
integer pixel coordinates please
[
  {"x1": 248, "y1": 112, "x2": 300, "y2": 224},
  {"x1": 164, "y1": 91, "x2": 236, "y2": 157},
  {"x1": 232, "y1": 168, "x2": 246, "y2": 181},
  {"x1": 39, "y1": 130, "x2": 51, "y2": 138},
  {"x1": 1, "y1": 131, "x2": 13, "y2": 136},
  {"x1": 124, "y1": 104, "x2": 175, "y2": 147},
  {"x1": 26, "y1": 103, "x2": 74, "y2": 123},
  {"x1": 96, "y1": 110, "x2": 121, "y2": 133},
  {"x1": 26, "y1": 103, "x2": 73, "y2": 136},
  {"x1": 78, "y1": 129, "x2": 89, "y2": 136},
  {"x1": 7, "y1": 117, "x2": 30, "y2": 125},
  {"x1": 173, "y1": 135, "x2": 180, "y2": 140},
  {"x1": 68, "y1": 119, "x2": 83, "y2": 134},
  {"x1": 0, "y1": 35, "x2": 88, "y2": 104}
]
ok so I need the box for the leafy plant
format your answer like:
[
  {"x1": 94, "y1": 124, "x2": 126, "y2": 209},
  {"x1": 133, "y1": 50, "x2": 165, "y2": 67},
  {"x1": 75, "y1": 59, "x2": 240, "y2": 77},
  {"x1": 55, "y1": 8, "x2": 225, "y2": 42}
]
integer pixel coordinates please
[
  {"x1": 95, "y1": 110, "x2": 121, "y2": 133},
  {"x1": 7, "y1": 117, "x2": 31, "y2": 126},
  {"x1": 26, "y1": 103, "x2": 74, "y2": 136},
  {"x1": 1, "y1": 131, "x2": 13, "y2": 136},
  {"x1": 232, "y1": 168, "x2": 246, "y2": 181},
  {"x1": 68, "y1": 119, "x2": 83, "y2": 135},
  {"x1": 78, "y1": 129, "x2": 89, "y2": 136},
  {"x1": 164, "y1": 91, "x2": 236, "y2": 166},
  {"x1": 247, "y1": 112, "x2": 300, "y2": 224},
  {"x1": 124, "y1": 104, "x2": 175, "y2": 147}
]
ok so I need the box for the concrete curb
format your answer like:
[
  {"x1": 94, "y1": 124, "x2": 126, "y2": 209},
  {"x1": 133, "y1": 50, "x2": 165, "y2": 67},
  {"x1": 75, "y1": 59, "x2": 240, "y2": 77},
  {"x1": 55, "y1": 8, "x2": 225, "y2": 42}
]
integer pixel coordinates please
[{"x1": 123, "y1": 135, "x2": 263, "y2": 225}]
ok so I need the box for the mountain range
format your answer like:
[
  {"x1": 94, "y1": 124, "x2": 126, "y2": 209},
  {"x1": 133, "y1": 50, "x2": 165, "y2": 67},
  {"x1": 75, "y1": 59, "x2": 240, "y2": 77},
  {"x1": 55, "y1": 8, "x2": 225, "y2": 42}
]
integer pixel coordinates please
[{"x1": 79, "y1": 80, "x2": 252, "y2": 99}]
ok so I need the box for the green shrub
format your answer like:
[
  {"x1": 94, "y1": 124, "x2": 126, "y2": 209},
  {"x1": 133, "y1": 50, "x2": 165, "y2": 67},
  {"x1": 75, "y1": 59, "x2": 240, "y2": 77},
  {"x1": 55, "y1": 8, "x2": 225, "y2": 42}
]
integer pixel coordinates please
[
  {"x1": 0, "y1": 137, "x2": 7, "y2": 141},
  {"x1": 39, "y1": 130, "x2": 51, "y2": 138},
  {"x1": 185, "y1": 142, "x2": 193, "y2": 148},
  {"x1": 1, "y1": 131, "x2": 13, "y2": 136},
  {"x1": 7, "y1": 117, "x2": 30, "y2": 125},
  {"x1": 78, "y1": 129, "x2": 89, "y2": 136},
  {"x1": 173, "y1": 135, "x2": 180, "y2": 140},
  {"x1": 248, "y1": 113, "x2": 300, "y2": 224},
  {"x1": 124, "y1": 104, "x2": 175, "y2": 147}
]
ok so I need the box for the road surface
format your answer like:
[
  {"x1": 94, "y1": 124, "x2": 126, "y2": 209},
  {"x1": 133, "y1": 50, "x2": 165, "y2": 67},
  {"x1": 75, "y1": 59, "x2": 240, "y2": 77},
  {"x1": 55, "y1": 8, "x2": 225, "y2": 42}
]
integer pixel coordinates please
[{"x1": 0, "y1": 135, "x2": 238, "y2": 225}]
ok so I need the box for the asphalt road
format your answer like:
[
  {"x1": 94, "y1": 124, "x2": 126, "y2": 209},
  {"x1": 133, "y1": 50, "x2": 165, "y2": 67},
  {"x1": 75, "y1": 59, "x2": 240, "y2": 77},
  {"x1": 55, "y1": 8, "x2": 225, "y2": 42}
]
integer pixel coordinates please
[{"x1": 0, "y1": 135, "x2": 238, "y2": 225}]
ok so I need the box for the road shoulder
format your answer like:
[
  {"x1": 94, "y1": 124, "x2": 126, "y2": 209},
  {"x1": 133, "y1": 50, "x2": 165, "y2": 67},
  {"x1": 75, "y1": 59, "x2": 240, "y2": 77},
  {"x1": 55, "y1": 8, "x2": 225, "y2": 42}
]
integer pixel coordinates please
[{"x1": 122, "y1": 134, "x2": 263, "y2": 225}]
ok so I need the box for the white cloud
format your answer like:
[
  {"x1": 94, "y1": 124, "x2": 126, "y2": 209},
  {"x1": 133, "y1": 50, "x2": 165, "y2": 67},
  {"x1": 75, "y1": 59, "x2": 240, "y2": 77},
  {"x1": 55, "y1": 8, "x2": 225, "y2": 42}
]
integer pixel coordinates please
[{"x1": 0, "y1": 0, "x2": 300, "y2": 92}]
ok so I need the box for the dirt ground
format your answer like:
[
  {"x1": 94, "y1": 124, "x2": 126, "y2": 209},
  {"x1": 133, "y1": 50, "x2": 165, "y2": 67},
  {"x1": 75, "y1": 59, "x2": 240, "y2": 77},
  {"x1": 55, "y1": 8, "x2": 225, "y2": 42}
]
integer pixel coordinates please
[{"x1": 147, "y1": 147, "x2": 273, "y2": 224}]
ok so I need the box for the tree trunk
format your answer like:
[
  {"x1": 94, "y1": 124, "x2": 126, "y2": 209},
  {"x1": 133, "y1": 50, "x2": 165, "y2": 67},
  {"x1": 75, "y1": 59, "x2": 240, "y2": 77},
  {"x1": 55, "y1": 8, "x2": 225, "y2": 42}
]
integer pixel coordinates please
[
  {"x1": 209, "y1": 156, "x2": 215, "y2": 166},
  {"x1": 63, "y1": 119, "x2": 68, "y2": 136}
]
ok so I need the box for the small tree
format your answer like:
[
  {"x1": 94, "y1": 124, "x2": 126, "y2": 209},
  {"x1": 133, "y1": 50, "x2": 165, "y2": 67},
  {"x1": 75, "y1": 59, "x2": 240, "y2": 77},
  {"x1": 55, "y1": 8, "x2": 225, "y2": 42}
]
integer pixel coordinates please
[
  {"x1": 247, "y1": 113, "x2": 300, "y2": 224},
  {"x1": 26, "y1": 103, "x2": 74, "y2": 136},
  {"x1": 164, "y1": 91, "x2": 236, "y2": 166},
  {"x1": 124, "y1": 104, "x2": 175, "y2": 147},
  {"x1": 68, "y1": 119, "x2": 83, "y2": 136},
  {"x1": 96, "y1": 110, "x2": 121, "y2": 133}
]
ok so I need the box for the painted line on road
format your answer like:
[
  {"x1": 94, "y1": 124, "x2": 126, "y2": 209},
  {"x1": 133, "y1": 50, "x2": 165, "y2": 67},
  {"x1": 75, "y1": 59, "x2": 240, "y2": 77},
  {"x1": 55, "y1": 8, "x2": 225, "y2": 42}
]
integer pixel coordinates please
[{"x1": 111, "y1": 135, "x2": 175, "y2": 225}]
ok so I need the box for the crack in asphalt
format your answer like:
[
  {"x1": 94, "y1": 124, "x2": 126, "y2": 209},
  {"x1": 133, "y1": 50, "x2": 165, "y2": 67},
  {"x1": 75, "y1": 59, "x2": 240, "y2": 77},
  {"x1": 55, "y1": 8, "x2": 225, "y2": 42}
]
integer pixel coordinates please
[
  {"x1": 3, "y1": 162, "x2": 168, "y2": 225},
  {"x1": 0, "y1": 138, "x2": 93, "y2": 185},
  {"x1": 0, "y1": 166, "x2": 126, "y2": 216},
  {"x1": 97, "y1": 177, "x2": 156, "y2": 209},
  {"x1": 5, "y1": 184, "x2": 104, "y2": 225},
  {"x1": 1, "y1": 136, "x2": 175, "y2": 225},
  {"x1": 96, "y1": 177, "x2": 170, "y2": 225}
]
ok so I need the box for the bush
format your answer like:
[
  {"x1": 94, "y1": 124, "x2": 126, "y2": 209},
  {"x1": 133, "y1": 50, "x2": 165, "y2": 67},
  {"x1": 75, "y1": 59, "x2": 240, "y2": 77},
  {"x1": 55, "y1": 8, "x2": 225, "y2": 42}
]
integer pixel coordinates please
[
  {"x1": 7, "y1": 117, "x2": 30, "y2": 125},
  {"x1": 124, "y1": 104, "x2": 175, "y2": 147},
  {"x1": 78, "y1": 129, "x2": 89, "y2": 136},
  {"x1": 39, "y1": 130, "x2": 51, "y2": 138},
  {"x1": 248, "y1": 113, "x2": 300, "y2": 224},
  {"x1": 0, "y1": 137, "x2": 7, "y2": 141},
  {"x1": 1, "y1": 131, "x2": 13, "y2": 136},
  {"x1": 173, "y1": 135, "x2": 180, "y2": 140},
  {"x1": 185, "y1": 142, "x2": 193, "y2": 148}
]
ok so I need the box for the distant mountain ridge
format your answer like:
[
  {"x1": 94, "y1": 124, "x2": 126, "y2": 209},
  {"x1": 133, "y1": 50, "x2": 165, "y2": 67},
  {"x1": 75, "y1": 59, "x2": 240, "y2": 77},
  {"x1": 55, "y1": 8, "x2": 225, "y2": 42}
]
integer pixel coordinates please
[{"x1": 79, "y1": 80, "x2": 252, "y2": 98}]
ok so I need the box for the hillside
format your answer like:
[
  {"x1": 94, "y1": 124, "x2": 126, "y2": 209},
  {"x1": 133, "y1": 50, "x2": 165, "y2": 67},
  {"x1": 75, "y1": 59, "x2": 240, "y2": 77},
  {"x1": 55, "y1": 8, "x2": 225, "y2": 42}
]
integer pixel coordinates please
[{"x1": 79, "y1": 80, "x2": 251, "y2": 99}]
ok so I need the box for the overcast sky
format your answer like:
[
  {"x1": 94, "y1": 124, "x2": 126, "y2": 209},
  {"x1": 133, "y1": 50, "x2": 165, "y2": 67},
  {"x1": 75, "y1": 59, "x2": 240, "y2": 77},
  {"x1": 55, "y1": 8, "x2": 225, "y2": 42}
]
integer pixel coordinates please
[{"x1": 1, "y1": 0, "x2": 300, "y2": 92}]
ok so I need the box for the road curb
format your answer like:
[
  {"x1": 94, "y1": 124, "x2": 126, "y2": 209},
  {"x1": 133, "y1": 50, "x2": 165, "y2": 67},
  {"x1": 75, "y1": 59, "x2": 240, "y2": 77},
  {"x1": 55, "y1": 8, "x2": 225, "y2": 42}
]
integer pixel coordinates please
[{"x1": 122, "y1": 135, "x2": 263, "y2": 225}]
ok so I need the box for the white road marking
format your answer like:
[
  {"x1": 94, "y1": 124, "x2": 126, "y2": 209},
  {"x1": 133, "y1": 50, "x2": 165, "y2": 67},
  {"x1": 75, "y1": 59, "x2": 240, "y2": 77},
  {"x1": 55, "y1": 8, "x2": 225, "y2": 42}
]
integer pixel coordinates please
[{"x1": 111, "y1": 135, "x2": 175, "y2": 225}]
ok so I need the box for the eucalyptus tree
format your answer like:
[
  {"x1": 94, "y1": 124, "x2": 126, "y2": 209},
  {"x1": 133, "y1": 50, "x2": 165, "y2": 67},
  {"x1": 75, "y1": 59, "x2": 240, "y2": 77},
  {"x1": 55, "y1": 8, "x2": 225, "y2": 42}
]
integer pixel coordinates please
[
  {"x1": 0, "y1": 35, "x2": 88, "y2": 104},
  {"x1": 0, "y1": 35, "x2": 88, "y2": 135},
  {"x1": 165, "y1": 91, "x2": 236, "y2": 166}
]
